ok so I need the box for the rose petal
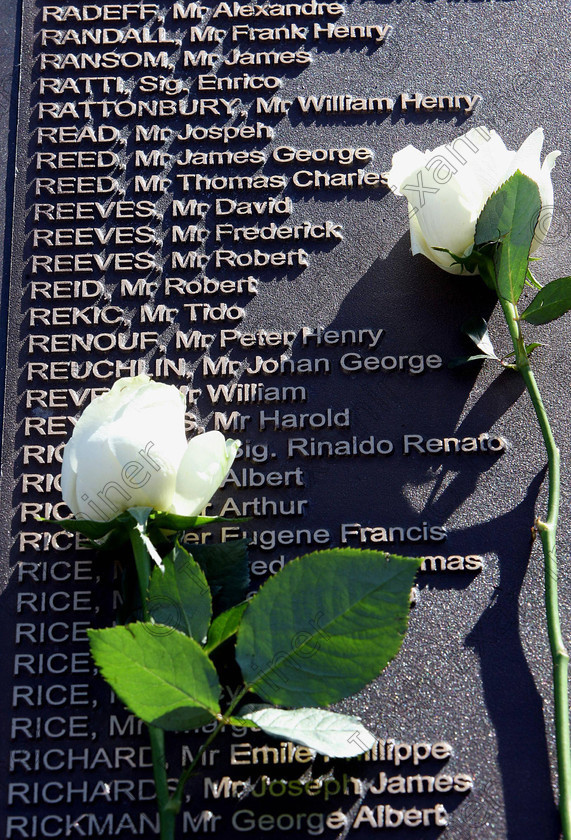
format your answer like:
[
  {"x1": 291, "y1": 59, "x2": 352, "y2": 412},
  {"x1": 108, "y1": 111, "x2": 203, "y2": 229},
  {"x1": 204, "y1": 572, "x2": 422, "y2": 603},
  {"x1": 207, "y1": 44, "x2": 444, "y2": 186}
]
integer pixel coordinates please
[
  {"x1": 60, "y1": 436, "x2": 80, "y2": 515},
  {"x1": 385, "y1": 125, "x2": 559, "y2": 274},
  {"x1": 62, "y1": 377, "x2": 186, "y2": 520},
  {"x1": 385, "y1": 144, "x2": 428, "y2": 196},
  {"x1": 399, "y1": 163, "x2": 483, "y2": 273},
  {"x1": 498, "y1": 129, "x2": 561, "y2": 251},
  {"x1": 435, "y1": 127, "x2": 514, "y2": 198},
  {"x1": 72, "y1": 435, "x2": 130, "y2": 521},
  {"x1": 172, "y1": 432, "x2": 240, "y2": 516}
]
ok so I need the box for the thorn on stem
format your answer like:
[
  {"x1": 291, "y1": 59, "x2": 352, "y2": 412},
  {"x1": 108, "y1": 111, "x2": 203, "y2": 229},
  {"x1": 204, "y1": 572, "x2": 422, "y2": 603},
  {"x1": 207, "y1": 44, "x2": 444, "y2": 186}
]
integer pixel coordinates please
[{"x1": 531, "y1": 525, "x2": 538, "y2": 543}]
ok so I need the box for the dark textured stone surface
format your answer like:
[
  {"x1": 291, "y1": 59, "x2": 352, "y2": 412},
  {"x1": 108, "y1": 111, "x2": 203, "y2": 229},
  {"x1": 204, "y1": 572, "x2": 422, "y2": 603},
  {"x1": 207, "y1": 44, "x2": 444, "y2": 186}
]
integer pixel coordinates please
[
  {"x1": 0, "y1": 0, "x2": 20, "y2": 433},
  {"x1": 1, "y1": 1, "x2": 571, "y2": 838}
]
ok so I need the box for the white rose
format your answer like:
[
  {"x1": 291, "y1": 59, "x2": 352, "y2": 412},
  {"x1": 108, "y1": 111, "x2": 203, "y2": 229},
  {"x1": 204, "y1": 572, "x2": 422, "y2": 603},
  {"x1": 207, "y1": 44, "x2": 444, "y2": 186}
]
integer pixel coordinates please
[
  {"x1": 61, "y1": 375, "x2": 240, "y2": 521},
  {"x1": 385, "y1": 126, "x2": 560, "y2": 274}
]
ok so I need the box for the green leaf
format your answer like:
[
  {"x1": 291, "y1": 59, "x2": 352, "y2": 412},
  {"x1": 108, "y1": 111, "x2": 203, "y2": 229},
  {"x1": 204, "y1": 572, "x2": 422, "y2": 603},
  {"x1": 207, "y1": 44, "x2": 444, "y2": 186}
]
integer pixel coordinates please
[
  {"x1": 236, "y1": 549, "x2": 421, "y2": 707},
  {"x1": 520, "y1": 276, "x2": 571, "y2": 325},
  {"x1": 48, "y1": 517, "x2": 122, "y2": 539},
  {"x1": 42, "y1": 515, "x2": 133, "y2": 551},
  {"x1": 449, "y1": 317, "x2": 499, "y2": 368},
  {"x1": 191, "y1": 540, "x2": 249, "y2": 613},
  {"x1": 475, "y1": 171, "x2": 542, "y2": 305},
  {"x1": 525, "y1": 342, "x2": 543, "y2": 356},
  {"x1": 204, "y1": 601, "x2": 248, "y2": 654},
  {"x1": 48, "y1": 509, "x2": 238, "y2": 541},
  {"x1": 525, "y1": 267, "x2": 543, "y2": 290},
  {"x1": 149, "y1": 512, "x2": 227, "y2": 530},
  {"x1": 431, "y1": 246, "x2": 495, "y2": 286},
  {"x1": 127, "y1": 508, "x2": 164, "y2": 569},
  {"x1": 148, "y1": 543, "x2": 212, "y2": 641},
  {"x1": 88, "y1": 624, "x2": 221, "y2": 730},
  {"x1": 432, "y1": 246, "x2": 468, "y2": 271},
  {"x1": 502, "y1": 342, "x2": 544, "y2": 362},
  {"x1": 226, "y1": 716, "x2": 259, "y2": 729},
  {"x1": 461, "y1": 316, "x2": 497, "y2": 357},
  {"x1": 475, "y1": 170, "x2": 540, "y2": 246},
  {"x1": 448, "y1": 354, "x2": 498, "y2": 369},
  {"x1": 240, "y1": 705, "x2": 376, "y2": 757},
  {"x1": 125, "y1": 507, "x2": 154, "y2": 527},
  {"x1": 92, "y1": 527, "x2": 131, "y2": 552}
]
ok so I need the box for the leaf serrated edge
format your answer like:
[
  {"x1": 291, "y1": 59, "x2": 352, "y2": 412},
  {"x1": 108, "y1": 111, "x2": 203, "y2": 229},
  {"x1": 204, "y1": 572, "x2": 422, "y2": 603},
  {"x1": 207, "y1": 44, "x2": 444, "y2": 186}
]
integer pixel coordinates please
[{"x1": 237, "y1": 550, "x2": 421, "y2": 697}]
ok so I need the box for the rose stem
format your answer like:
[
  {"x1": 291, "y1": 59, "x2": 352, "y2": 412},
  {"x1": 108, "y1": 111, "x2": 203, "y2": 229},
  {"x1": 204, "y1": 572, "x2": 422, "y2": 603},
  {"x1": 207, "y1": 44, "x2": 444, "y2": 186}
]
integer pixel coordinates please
[
  {"x1": 167, "y1": 687, "x2": 249, "y2": 816},
  {"x1": 499, "y1": 296, "x2": 571, "y2": 839},
  {"x1": 129, "y1": 528, "x2": 176, "y2": 840}
]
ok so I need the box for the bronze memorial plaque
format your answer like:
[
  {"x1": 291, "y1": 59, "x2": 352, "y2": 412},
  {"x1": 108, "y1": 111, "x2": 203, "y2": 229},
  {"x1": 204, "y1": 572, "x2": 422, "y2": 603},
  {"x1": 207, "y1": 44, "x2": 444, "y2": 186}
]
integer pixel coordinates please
[{"x1": 1, "y1": 0, "x2": 571, "y2": 838}]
